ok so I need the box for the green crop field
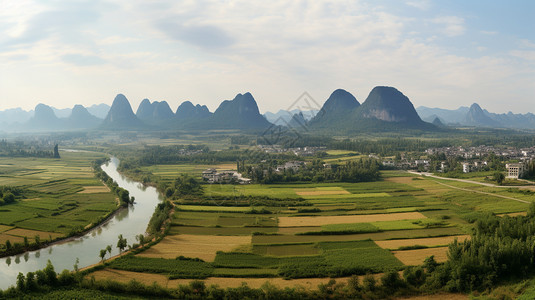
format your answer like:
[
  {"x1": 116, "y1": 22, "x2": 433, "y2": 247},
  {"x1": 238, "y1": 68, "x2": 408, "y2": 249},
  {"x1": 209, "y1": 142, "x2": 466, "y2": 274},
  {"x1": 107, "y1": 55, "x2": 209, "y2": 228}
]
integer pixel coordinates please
[
  {"x1": 176, "y1": 205, "x2": 252, "y2": 212},
  {"x1": 0, "y1": 151, "x2": 118, "y2": 240}
]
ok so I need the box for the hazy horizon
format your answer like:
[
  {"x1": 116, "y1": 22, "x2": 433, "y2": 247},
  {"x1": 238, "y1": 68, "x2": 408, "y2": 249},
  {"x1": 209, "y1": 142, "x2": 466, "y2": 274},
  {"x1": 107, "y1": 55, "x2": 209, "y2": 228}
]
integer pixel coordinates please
[{"x1": 1, "y1": 1, "x2": 534, "y2": 114}]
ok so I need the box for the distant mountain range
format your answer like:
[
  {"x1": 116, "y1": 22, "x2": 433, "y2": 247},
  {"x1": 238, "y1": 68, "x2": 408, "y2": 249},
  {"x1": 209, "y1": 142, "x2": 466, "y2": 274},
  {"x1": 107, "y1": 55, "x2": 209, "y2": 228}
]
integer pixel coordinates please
[
  {"x1": 264, "y1": 109, "x2": 318, "y2": 126},
  {"x1": 3, "y1": 86, "x2": 533, "y2": 133},
  {"x1": 0, "y1": 104, "x2": 110, "y2": 132},
  {"x1": 417, "y1": 104, "x2": 535, "y2": 129}
]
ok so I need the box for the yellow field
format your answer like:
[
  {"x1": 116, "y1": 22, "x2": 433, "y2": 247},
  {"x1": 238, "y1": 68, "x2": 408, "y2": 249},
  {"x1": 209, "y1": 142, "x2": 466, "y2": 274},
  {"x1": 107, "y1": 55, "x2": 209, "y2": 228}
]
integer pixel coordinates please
[
  {"x1": 392, "y1": 247, "x2": 449, "y2": 265},
  {"x1": 0, "y1": 225, "x2": 13, "y2": 233},
  {"x1": 90, "y1": 268, "x2": 382, "y2": 290},
  {"x1": 78, "y1": 185, "x2": 110, "y2": 193},
  {"x1": 278, "y1": 212, "x2": 426, "y2": 227},
  {"x1": 375, "y1": 235, "x2": 470, "y2": 250},
  {"x1": 137, "y1": 234, "x2": 251, "y2": 261},
  {"x1": 385, "y1": 177, "x2": 415, "y2": 184},
  {"x1": 4, "y1": 228, "x2": 63, "y2": 240}
]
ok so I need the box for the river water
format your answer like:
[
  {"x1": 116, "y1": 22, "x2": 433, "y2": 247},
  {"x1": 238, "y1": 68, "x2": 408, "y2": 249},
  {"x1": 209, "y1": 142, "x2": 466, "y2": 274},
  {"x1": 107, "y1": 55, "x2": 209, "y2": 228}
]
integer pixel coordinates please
[{"x1": 0, "y1": 157, "x2": 162, "y2": 290}]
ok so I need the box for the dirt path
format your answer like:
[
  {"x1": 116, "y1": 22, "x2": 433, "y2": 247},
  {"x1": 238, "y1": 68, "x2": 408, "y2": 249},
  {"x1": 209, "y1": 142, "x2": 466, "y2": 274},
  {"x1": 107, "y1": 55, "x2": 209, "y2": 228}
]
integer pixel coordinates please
[{"x1": 407, "y1": 171, "x2": 530, "y2": 204}]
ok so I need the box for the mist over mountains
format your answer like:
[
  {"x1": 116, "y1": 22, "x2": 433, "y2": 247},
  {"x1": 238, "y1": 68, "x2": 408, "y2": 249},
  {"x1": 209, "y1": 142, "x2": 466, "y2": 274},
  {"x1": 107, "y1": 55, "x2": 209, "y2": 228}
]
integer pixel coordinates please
[
  {"x1": 2, "y1": 86, "x2": 534, "y2": 133},
  {"x1": 417, "y1": 103, "x2": 535, "y2": 129}
]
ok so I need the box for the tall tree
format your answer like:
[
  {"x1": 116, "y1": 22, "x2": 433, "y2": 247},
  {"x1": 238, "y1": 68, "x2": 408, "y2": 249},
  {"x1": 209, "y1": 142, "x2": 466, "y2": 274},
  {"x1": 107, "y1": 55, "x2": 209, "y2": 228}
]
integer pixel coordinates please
[{"x1": 53, "y1": 144, "x2": 60, "y2": 159}]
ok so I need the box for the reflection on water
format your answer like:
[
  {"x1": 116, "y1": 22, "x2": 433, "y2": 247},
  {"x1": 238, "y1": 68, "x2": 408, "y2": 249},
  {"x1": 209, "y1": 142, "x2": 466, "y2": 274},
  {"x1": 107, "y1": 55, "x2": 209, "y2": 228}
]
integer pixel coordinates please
[{"x1": 0, "y1": 157, "x2": 162, "y2": 290}]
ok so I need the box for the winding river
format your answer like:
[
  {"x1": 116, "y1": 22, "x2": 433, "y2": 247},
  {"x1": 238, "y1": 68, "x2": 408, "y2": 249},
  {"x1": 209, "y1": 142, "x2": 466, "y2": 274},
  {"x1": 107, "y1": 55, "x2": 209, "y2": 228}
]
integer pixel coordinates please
[{"x1": 0, "y1": 157, "x2": 162, "y2": 290}]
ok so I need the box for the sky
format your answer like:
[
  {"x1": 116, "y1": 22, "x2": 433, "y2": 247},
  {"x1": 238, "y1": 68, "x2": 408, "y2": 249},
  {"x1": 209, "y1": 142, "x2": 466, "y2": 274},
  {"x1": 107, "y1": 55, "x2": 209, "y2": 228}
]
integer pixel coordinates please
[{"x1": 1, "y1": 0, "x2": 534, "y2": 114}]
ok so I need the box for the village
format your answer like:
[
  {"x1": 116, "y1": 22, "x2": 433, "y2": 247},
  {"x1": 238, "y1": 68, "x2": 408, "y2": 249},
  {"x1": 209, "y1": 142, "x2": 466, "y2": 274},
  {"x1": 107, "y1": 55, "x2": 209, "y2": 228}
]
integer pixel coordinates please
[{"x1": 382, "y1": 145, "x2": 535, "y2": 179}]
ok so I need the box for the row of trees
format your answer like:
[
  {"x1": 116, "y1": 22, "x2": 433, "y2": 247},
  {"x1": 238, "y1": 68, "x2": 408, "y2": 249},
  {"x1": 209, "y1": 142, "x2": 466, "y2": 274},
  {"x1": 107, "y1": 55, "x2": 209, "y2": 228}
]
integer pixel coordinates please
[
  {"x1": 99, "y1": 234, "x2": 148, "y2": 262},
  {"x1": 0, "y1": 258, "x2": 443, "y2": 299},
  {"x1": 424, "y1": 152, "x2": 505, "y2": 175},
  {"x1": 0, "y1": 140, "x2": 60, "y2": 158},
  {"x1": 1, "y1": 234, "x2": 49, "y2": 258},
  {"x1": 93, "y1": 161, "x2": 133, "y2": 207}
]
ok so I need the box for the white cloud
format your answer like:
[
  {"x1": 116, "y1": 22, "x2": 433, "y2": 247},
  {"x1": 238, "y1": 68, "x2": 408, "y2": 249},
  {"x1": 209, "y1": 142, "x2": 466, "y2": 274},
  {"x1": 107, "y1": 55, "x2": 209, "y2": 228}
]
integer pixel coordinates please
[
  {"x1": 510, "y1": 50, "x2": 535, "y2": 62},
  {"x1": 480, "y1": 30, "x2": 498, "y2": 35},
  {"x1": 432, "y1": 16, "x2": 465, "y2": 37},
  {"x1": 406, "y1": 0, "x2": 431, "y2": 10},
  {"x1": 519, "y1": 39, "x2": 535, "y2": 49}
]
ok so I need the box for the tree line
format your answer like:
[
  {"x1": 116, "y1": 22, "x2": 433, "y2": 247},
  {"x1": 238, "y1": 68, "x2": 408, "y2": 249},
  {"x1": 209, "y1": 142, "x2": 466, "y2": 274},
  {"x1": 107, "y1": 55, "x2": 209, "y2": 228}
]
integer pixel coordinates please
[
  {"x1": 239, "y1": 158, "x2": 381, "y2": 184},
  {"x1": 0, "y1": 140, "x2": 59, "y2": 158},
  {"x1": 93, "y1": 159, "x2": 133, "y2": 207}
]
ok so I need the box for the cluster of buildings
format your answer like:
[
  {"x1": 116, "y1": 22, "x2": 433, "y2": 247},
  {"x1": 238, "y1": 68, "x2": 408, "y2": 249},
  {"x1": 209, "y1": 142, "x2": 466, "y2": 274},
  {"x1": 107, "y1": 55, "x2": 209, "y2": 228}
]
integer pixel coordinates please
[
  {"x1": 425, "y1": 146, "x2": 535, "y2": 160},
  {"x1": 382, "y1": 158, "x2": 528, "y2": 179},
  {"x1": 202, "y1": 169, "x2": 251, "y2": 184},
  {"x1": 383, "y1": 145, "x2": 535, "y2": 179},
  {"x1": 257, "y1": 145, "x2": 327, "y2": 156},
  {"x1": 275, "y1": 161, "x2": 306, "y2": 172}
]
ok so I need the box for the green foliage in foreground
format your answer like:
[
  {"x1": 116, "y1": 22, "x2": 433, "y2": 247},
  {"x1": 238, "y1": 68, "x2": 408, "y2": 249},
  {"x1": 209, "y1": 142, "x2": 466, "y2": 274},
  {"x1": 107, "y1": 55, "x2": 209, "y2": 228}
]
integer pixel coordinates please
[
  {"x1": 0, "y1": 260, "x2": 427, "y2": 300},
  {"x1": 425, "y1": 203, "x2": 535, "y2": 292}
]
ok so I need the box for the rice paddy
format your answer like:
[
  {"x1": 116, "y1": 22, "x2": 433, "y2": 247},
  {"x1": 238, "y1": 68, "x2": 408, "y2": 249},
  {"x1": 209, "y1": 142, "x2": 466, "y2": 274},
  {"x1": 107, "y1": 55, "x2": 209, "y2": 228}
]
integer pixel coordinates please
[{"x1": 95, "y1": 165, "x2": 531, "y2": 288}]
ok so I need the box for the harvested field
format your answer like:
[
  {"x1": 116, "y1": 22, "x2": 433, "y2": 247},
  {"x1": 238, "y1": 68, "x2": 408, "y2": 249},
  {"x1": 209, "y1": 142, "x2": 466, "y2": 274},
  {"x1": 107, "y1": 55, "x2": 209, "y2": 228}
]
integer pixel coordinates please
[
  {"x1": 392, "y1": 247, "x2": 449, "y2": 265},
  {"x1": 0, "y1": 225, "x2": 13, "y2": 233},
  {"x1": 137, "y1": 234, "x2": 251, "y2": 261},
  {"x1": 0, "y1": 233, "x2": 25, "y2": 244},
  {"x1": 278, "y1": 212, "x2": 426, "y2": 227},
  {"x1": 385, "y1": 177, "x2": 415, "y2": 184},
  {"x1": 375, "y1": 235, "x2": 470, "y2": 250},
  {"x1": 4, "y1": 228, "x2": 63, "y2": 240},
  {"x1": 172, "y1": 276, "x2": 354, "y2": 290},
  {"x1": 89, "y1": 268, "x2": 383, "y2": 290},
  {"x1": 90, "y1": 269, "x2": 173, "y2": 288},
  {"x1": 78, "y1": 185, "x2": 110, "y2": 193}
]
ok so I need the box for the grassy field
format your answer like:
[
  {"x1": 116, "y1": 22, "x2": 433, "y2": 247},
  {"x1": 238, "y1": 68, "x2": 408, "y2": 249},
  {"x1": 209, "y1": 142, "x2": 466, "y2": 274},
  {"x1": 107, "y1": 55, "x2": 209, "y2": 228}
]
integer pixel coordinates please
[{"x1": 0, "y1": 151, "x2": 118, "y2": 245}]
